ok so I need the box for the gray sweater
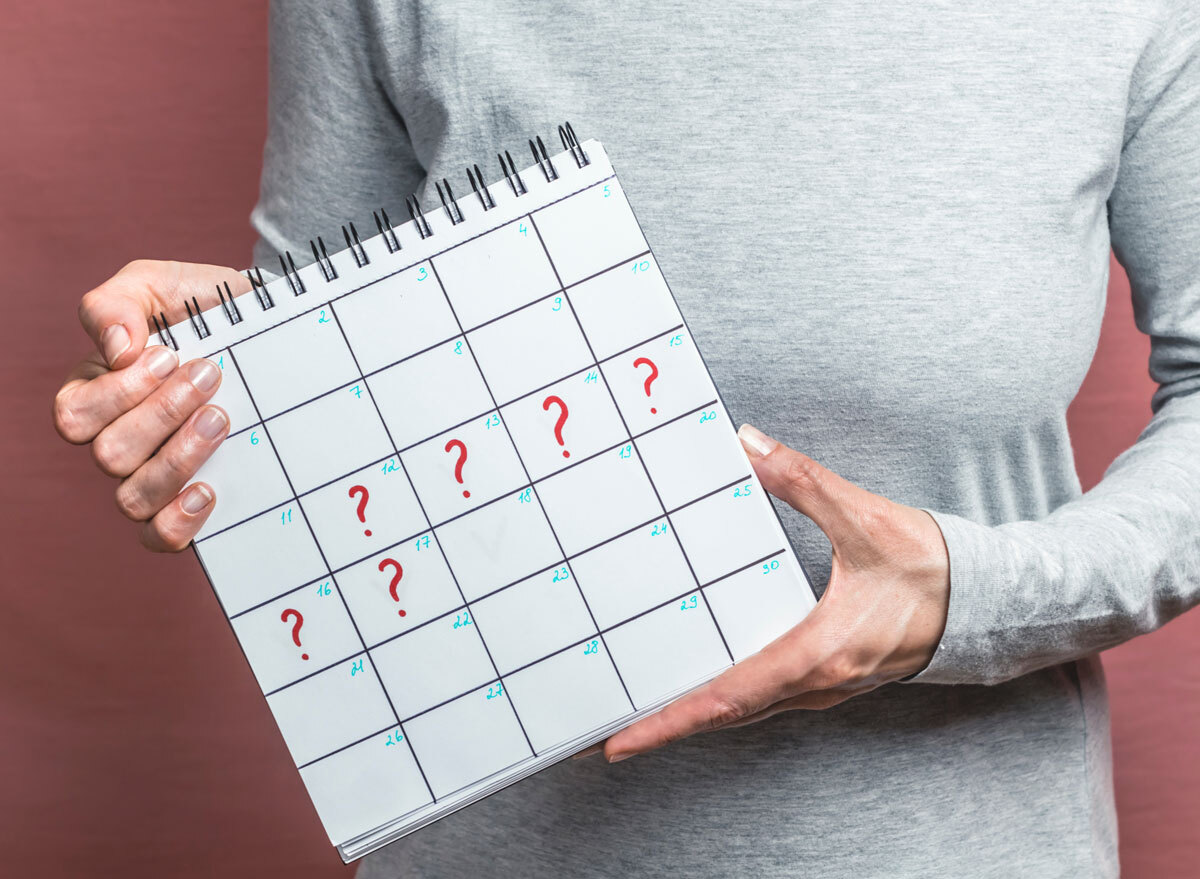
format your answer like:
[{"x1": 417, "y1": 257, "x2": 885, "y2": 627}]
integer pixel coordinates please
[{"x1": 251, "y1": 2, "x2": 1200, "y2": 876}]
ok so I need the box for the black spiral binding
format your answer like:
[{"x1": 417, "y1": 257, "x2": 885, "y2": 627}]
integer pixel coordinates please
[{"x1": 157, "y1": 122, "x2": 584, "y2": 349}]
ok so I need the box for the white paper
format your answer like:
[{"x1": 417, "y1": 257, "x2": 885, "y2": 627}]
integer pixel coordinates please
[{"x1": 168, "y1": 141, "x2": 817, "y2": 862}]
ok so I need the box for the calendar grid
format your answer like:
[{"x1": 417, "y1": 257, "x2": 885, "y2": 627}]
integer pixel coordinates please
[
  {"x1": 185, "y1": 144, "x2": 817, "y2": 855},
  {"x1": 323, "y1": 297, "x2": 538, "y2": 766},
  {"x1": 292, "y1": 546, "x2": 789, "y2": 771},
  {"x1": 225, "y1": 346, "x2": 437, "y2": 805},
  {"x1": 525, "y1": 213, "x2": 736, "y2": 664},
  {"x1": 424, "y1": 256, "x2": 638, "y2": 723}
]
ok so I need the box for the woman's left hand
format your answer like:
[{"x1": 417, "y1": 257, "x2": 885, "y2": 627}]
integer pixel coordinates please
[{"x1": 594, "y1": 424, "x2": 951, "y2": 763}]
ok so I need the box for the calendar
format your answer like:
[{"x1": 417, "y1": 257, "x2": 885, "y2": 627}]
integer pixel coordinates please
[{"x1": 157, "y1": 130, "x2": 817, "y2": 862}]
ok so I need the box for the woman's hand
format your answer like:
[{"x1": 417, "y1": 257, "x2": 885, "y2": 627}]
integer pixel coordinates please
[
  {"x1": 53, "y1": 260, "x2": 250, "y2": 551},
  {"x1": 595, "y1": 424, "x2": 951, "y2": 762}
]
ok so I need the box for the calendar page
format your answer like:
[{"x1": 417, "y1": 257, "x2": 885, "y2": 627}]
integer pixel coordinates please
[{"x1": 159, "y1": 138, "x2": 817, "y2": 861}]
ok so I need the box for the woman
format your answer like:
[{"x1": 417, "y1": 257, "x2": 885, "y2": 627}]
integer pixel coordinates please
[{"x1": 52, "y1": 1, "x2": 1200, "y2": 876}]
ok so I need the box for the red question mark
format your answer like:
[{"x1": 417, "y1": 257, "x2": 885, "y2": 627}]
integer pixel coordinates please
[
  {"x1": 633, "y1": 357, "x2": 659, "y2": 414},
  {"x1": 444, "y1": 439, "x2": 470, "y2": 497},
  {"x1": 280, "y1": 608, "x2": 308, "y2": 660},
  {"x1": 378, "y1": 558, "x2": 406, "y2": 616},
  {"x1": 542, "y1": 395, "x2": 570, "y2": 458},
  {"x1": 348, "y1": 485, "x2": 372, "y2": 536}
]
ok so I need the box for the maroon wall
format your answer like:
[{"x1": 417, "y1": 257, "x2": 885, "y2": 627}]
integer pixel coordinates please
[{"x1": 1, "y1": 3, "x2": 1195, "y2": 876}]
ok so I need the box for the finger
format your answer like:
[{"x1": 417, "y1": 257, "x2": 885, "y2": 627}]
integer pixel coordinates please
[
  {"x1": 139, "y1": 482, "x2": 216, "y2": 552},
  {"x1": 720, "y1": 685, "x2": 878, "y2": 729},
  {"x1": 604, "y1": 642, "x2": 803, "y2": 761},
  {"x1": 736, "y1": 423, "x2": 873, "y2": 542},
  {"x1": 91, "y1": 358, "x2": 222, "y2": 477},
  {"x1": 79, "y1": 260, "x2": 251, "y2": 369},
  {"x1": 114, "y1": 405, "x2": 229, "y2": 521},
  {"x1": 53, "y1": 345, "x2": 180, "y2": 444}
]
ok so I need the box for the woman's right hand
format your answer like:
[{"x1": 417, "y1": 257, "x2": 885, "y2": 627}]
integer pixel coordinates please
[{"x1": 53, "y1": 260, "x2": 251, "y2": 551}]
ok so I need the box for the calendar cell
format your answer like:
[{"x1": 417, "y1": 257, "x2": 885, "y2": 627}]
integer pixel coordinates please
[
  {"x1": 404, "y1": 683, "x2": 532, "y2": 799},
  {"x1": 196, "y1": 502, "x2": 326, "y2": 615},
  {"x1": 336, "y1": 535, "x2": 462, "y2": 648},
  {"x1": 265, "y1": 655, "x2": 396, "y2": 767},
  {"x1": 604, "y1": 594, "x2": 730, "y2": 709},
  {"x1": 703, "y1": 552, "x2": 816, "y2": 662},
  {"x1": 435, "y1": 488, "x2": 563, "y2": 601},
  {"x1": 299, "y1": 727, "x2": 432, "y2": 846},
  {"x1": 334, "y1": 261, "x2": 460, "y2": 375},
  {"x1": 369, "y1": 336, "x2": 493, "y2": 450},
  {"x1": 466, "y1": 297, "x2": 593, "y2": 404},
  {"x1": 601, "y1": 328, "x2": 719, "y2": 437},
  {"x1": 568, "y1": 255, "x2": 683, "y2": 361},
  {"x1": 569, "y1": 519, "x2": 696, "y2": 630},
  {"x1": 504, "y1": 640, "x2": 631, "y2": 754},
  {"x1": 370, "y1": 609, "x2": 495, "y2": 718},
  {"x1": 232, "y1": 308, "x2": 361, "y2": 418},
  {"x1": 432, "y1": 221, "x2": 560, "y2": 329},
  {"x1": 302, "y1": 459, "x2": 427, "y2": 571},
  {"x1": 468, "y1": 566, "x2": 596, "y2": 675},
  {"x1": 230, "y1": 586, "x2": 364, "y2": 694},
  {"x1": 192, "y1": 426, "x2": 293, "y2": 537},
  {"x1": 400, "y1": 412, "x2": 528, "y2": 524},
  {"x1": 267, "y1": 386, "x2": 394, "y2": 494},
  {"x1": 206, "y1": 348, "x2": 258, "y2": 434},
  {"x1": 532, "y1": 179, "x2": 648, "y2": 286},
  {"x1": 637, "y1": 406, "x2": 750, "y2": 510},
  {"x1": 671, "y1": 479, "x2": 788, "y2": 584},
  {"x1": 535, "y1": 445, "x2": 662, "y2": 556},
  {"x1": 499, "y1": 367, "x2": 628, "y2": 481}
]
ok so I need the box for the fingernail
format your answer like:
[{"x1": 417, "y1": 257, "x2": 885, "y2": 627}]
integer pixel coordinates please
[
  {"x1": 608, "y1": 752, "x2": 633, "y2": 763},
  {"x1": 187, "y1": 359, "x2": 221, "y2": 393},
  {"x1": 101, "y1": 324, "x2": 131, "y2": 367},
  {"x1": 194, "y1": 407, "x2": 228, "y2": 441},
  {"x1": 146, "y1": 346, "x2": 178, "y2": 380},
  {"x1": 738, "y1": 423, "x2": 778, "y2": 457},
  {"x1": 180, "y1": 484, "x2": 214, "y2": 515}
]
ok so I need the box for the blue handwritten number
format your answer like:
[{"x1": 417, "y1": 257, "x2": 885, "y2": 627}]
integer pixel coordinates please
[
  {"x1": 384, "y1": 729, "x2": 404, "y2": 747},
  {"x1": 415, "y1": 534, "x2": 431, "y2": 551},
  {"x1": 280, "y1": 507, "x2": 292, "y2": 525},
  {"x1": 699, "y1": 410, "x2": 717, "y2": 423},
  {"x1": 733, "y1": 483, "x2": 753, "y2": 498},
  {"x1": 618, "y1": 444, "x2": 633, "y2": 459},
  {"x1": 680, "y1": 595, "x2": 699, "y2": 611},
  {"x1": 519, "y1": 223, "x2": 528, "y2": 237},
  {"x1": 552, "y1": 296, "x2": 563, "y2": 311},
  {"x1": 603, "y1": 184, "x2": 611, "y2": 198},
  {"x1": 350, "y1": 384, "x2": 362, "y2": 398},
  {"x1": 454, "y1": 340, "x2": 463, "y2": 356},
  {"x1": 316, "y1": 581, "x2": 332, "y2": 596},
  {"x1": 485, "y1": 413, "x2": 501, "y2": 430},
  {"x1": 417, "y1": 266, "x2": 428, "y2": 281},
  {"x1": 584, "y1": 370, "x2": 598, "y2": 384},
  {"x1": 668, "y1": 334, "x2": 684, "y2": 347},
  {"x1": 762, "y1": 559, "x2": 781, "y2": 575},
  {"x1": 583, "y1": 640, "x2": 599, "y2": 655},
  {"x1": 250, "y1": 430, "x2": 259, "y2": 445},
  {"x1": 651, "y1": 522, "x2": 669, "y2": 537},
  {"x1": 318, "y1": 310, "x2": 330, "y2": 324},
  {"x1": 631, "y1": 260, "x2": 650, "y2": 275},
  {"x1": 552, "y1": 565, "x2": 570, "y2": 583},
  {"x1": 487, "y1": 683, "x2": 504, "y2": 700},
  {"x1": 350, "y1": 658, "x2": 364, "y2": 676},
  {"x1": 453, "y1": 612, "x2": 472, "y2": 629},
  {"x1": 217, "y1": 355, "x2": 224, "y2": 370},
  {"x1": 380, "y1": 458, "x2": 399, "y2": 475},
  {"x1": 518, "y1": 487, "x2": 533, "y2": 504}
]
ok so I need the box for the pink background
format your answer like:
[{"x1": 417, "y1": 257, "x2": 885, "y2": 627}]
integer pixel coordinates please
[{"x1": 2, "y1": 2, "x2": 1195, "y2": 876}]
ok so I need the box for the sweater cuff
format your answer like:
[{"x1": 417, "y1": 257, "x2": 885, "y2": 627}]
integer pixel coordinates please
[{"x1": 905, "y1": 510, "x2": 1008, "y2": 685}]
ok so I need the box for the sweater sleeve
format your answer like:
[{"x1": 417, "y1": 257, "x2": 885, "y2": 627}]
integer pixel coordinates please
[
  {"x1": 250, "y1": 0, "x2": 425, "y2": 267},
  {"x1": 913, "y1": 5, "x2": 1200, "y2": 685}
]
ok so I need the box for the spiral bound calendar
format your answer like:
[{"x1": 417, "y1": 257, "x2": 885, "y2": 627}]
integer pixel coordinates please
[{"x1": 156, "y1": 126, "x2": 817, "y2": 862}]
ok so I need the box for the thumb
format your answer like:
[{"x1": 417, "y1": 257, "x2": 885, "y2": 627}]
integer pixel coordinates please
[
  {"x1": 736, "y1": 423, "x2": 867, "y2": 543},
  {"x1": 78, "y1": 260, "x2": 251, "y2": 369}
]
